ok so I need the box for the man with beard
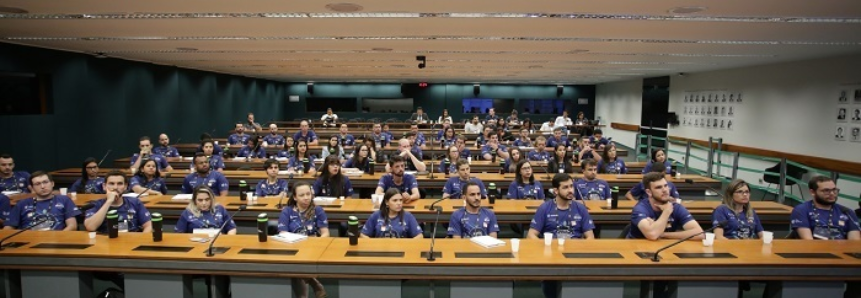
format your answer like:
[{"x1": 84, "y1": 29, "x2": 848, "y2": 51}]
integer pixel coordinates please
[
  {"x1": 153, "y1": 133, "x2": 180, "y2": 157},
  {"x1": 791, "y1": 176, "x2": 860, "y2": 240},
  {"x1": 573, "y1": 159, "x2": 611, "y2": 200},
  {"x1": 262, "y1": 123, "x2": 285, "y2": 147},
  {"x1": 464, "y1": 115, "x2": 484, "y2": 134},
  {"x1": 409, "y1": 123, "x2": 427, "y2": 149},
  {"x1": 442, "y1": 160, "x2": 487, "y2": 199},
  {"x1": 228, "y1": 123, "x2": 251, "y2": 145},
  {"x1": 182, "y1": 153, "x2": 229, "y2": 196},
  {"x1": 375, "y1": 155, "x2": 420, "y2": 203},
  {"x1": 4, "y1": 171, "x2": 79, "y2": 231},
  {"x1": 84, "y1": 171, "x2": 152, "y2": 233},
  {"x1": 130, "y1": 136, "x2": 173, "y2": 173},
  {"x1": 244, "y1": 112, "x2": 263, "y2": 132},
  {"x1": 0, "y1": 154, "x2": 29, "y2": 193},
  {"x1": 384, "y1": 138, "x2": 426, "y2": 172},
  {"x1": 481, "y1": 134, "x2": 511, "y2": 161},
  {"x1": 370, "y1": 123, "x2": 390, "y2": 149},
  {"x1": 447, "y1": 181, "x2": 498, "y2": 238},
  {"x1": 628, "y1": 172, "x2": 703, "y2": 240}
]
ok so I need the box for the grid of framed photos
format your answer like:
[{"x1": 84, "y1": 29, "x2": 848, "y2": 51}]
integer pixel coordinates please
[
  {"x1": 836, "y1": 88, "x2": 861, "y2": 143},
  {"x1": 681, "y1": 91, "x2": 742, "y2": 131}
]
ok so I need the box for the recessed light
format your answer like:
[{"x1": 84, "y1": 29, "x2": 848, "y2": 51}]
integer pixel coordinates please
[
  {"x1": 0, "y1": 6, "x2": 28, "y2": 14},
  {"x1": 668, "y1": 6, "x2": 707, "y2": 14},
  {"x1": 325, "y1": 3, "x2": 363, "y2": 13}
]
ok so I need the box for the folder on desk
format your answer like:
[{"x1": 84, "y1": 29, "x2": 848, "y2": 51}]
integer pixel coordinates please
[
  {"x1": 272, "y1": 232, "x2": 308, "y2": 244},
  {"x1": 470, "y1": 236, "x2": 506, "y2": 248},
  {"x1": 172, "y1": 194, "x2": 193, "y2": 201}
]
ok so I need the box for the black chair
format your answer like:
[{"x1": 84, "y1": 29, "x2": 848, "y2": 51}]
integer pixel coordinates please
[
  {"x1": 761, "y1": 162, "x2": 806, "y2": 201},
  {"x1": 619, "y1": 223, "x2": 632, "y2": 239}
]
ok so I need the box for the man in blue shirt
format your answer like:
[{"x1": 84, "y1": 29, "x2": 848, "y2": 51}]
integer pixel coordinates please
[
  {"x1": 455, "y1": 135, "x2": 471, "y2": 159},
  {"x1": 293, "y1": 120, "x2": 319, "y2": 146},
  {"x1": 627, "y1": 172, "x2": 703, "y2": 240},
  {"x1": 153, "y1": 133, "x2": 180, "y2": 157},
  {"x1": 130, "y1": 136, "x2": 173, "y2": 173},
  {"x1": 385, "y1": 138, "x2": 426, "y2": 172},
  {"x1": 338, "y1": 124, "x2": 356, "y2": 147},
  {"x1": 443, "y1": 160, "x2": 487, "y2": 199},
  {"x1": 0, "y1": 193, "x2": 9, "y2": 226},
  {"x1": 481, "y1": 134, "x2": 510, "y2": 161},
  {"x1": 370, "y1": 123, "x2": 390, "y2": 149},
  {"x1": 527, "y1": 137, "x2": 551, "y2": 161},
  {"x1": 375, "y1": 156, "x2": 420, "y2": 203},
  {"x1": 589, "y1": 129, "x2": 611, "y2": 150},
  {"x1": 262, "y1": 124, "x2": 285, "y2": 147},
  {"x1": 475, "y1": 126, "x2": 494, "y2": 149},
  {"x1": 546, "y1": 127, "x2": 569, "y2": 148},
  {"x1": 626, "y1": 165, "x2": 680, "y2": 201},
  {"x1": 447, "y1": 181, "x2": 499, "y2": 238},
  {"x1": 3, "y1": 171, "x2": 79, "y2": 231},
  {"x1": 484, "y1": 108, "x2": 499, "y2": 125},
  {"x1": 528, "y1": 173, "x2": 594, "y2": 239},
  {"x1": 182, "y1": 153, "x2": 229, "y2": 196},
  {"x1": 791, "y1": 176, "x2": 860, "y2": 240},
  {"x1": 409, "y1": 123, "x2": 427, "y2": 149},
  {"x1": 228, "y1": 123, "x2": 251, "y2": 145},
  {"x1": 84, "y1": 171, "x2": 152, "y2": 233},
  {"x1": 573, "y1": 159, "x2": 611, "y2": 200},
  {"x1": 0, "y1": 154, "x2": 30, "y2": 194}
]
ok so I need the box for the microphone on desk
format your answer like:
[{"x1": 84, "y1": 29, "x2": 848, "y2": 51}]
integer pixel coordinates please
[
  {"x1": 684, "y1": 178, "x2": 722, "y2": 197},
  {"x1": 0, "y1": 217, "x2": 51, "y2": 250},
  {"x1": 541, "y1": 157, "x2": 552, "y2": 180},
  {"x1": 206, "y1": 204, "x2": 247, "y2": 257},
  {"x1": 426, "y1": 203, "x2": 443, "y2": 261},
  {"x1": 427, "y1": 197, "x2": 447, "y2": 211},
  {"x1": 277, "y1": 173, "x2": 293, "y2": 209},
  {"x1": 651, "y1": 220, "x2": 727, "y2": 262},
  {"x1": 97, "y1": 149, "x2": 113, "y2": 167}
]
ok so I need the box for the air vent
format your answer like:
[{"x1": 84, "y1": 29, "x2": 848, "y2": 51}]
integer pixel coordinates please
[{"x1": 325, "y1": 3, "x2": 363, "y2": 12}]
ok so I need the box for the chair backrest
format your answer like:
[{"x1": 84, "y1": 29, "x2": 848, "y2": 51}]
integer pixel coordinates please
[{"x1": 619, "y1": 223, "x2": 632, "y2": 239}]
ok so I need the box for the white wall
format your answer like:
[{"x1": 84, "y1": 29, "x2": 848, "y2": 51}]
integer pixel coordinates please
[{"x1": 595, "y1": 79, "x2": 642, "y2": 150}]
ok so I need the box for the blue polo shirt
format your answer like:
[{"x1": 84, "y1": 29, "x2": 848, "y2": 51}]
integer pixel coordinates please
[
  {"x1": 546, "y1": 136, "x2": 570, "y2": 148},
  {"x1": 529, "y1": 200, "x2": 594, "y2": 239},
  {"x1": 153, "y1": 146, "x2": 180, "y2": 157},
  {"x1": 437, "y1": 159, "x2": 458, "y2": 175},
  {"x1": 527, "y1": 150, "x2": 551, "y2": 161},
  {"x1": 175, "y1": 205, "x2": 236, "y2": 234},
  {"x1": 597, "y1": 159, "x2": 627, "y2": 174},
  {"x1": 376, "y1": 173, "x2": 419, "y2": 193},
  {"x1": 642, "y1": 160, "x2": 672, "y2": 174},
  {"x1": 507, "y1": 180, "x2": 545, "y2": 200},
  {"x1": 344, "y1": 158, "x2": 372, "y2": 174},
  {"x1": 85, "y1": 197, "x2": 152, "y2": 233},
  {"x1": 627, "y1": 199, "x2": 695, "y2": 239},
  {"x1": 442, "y1": 177, "x2": 487, "y2": 199},
  {"x1": 237, "y1": 145, "x2": 266, "y2": 158},
  {"x1": 129, "y1": 176, "x2": 168, "y2": 195},
  {"x1": 313, "y1": 176, "x2": 354, "y2": 197},
  {"x1": 278, "y1": 206, "x2": 329, "y2": 236},
  {"x1": 629, "y1": 181, "x2": 680, "y2": 201},
  {"x1": 228, "y1": 133, "x2": 251, "y2": 145},
  {"x1": 70, "y1": 177, "x2": 106, "y2": 194},
  {"x1": 182, "y1": 171, "x2": 229, "y2": 194},
  {"x1": 447, "y1": 207, "x2": 499, "y2": 238},
  {"x1": 255, "y1": 179, "x2": 289, "y2": 197},
  {"x1": 293, "y1": 131, "x2": 318, "y2": 144},
  {"x1": 481, "y1": 144, "x2": 508, "y2": 157},
  {"x1": 790, "y1": 201, "x2": 861, "y2": 240},
  {"x1": 711, "y1": 205, "x2": 763, "y2": 239},
  {"x1": 263, "y1": 134, "x2": 286, "y2": 146},
  {"x1": 6, "y1": 195, "x2": 79, "y2": 230},
  {"x1": 0, "y1": 194, "x2": 11, "y2": 223},
  {"x1": 130, "y1": 153, "x2": 171, "y2": 170},
  {"x1": 459, "y1": 148, "x2": 472, "y2": 159},
  {"x1": 573, "y1": 178, "x2": 612, "y2": 200},
  {"x1": 338, "y1": 134, "x2": 356, "y2": 147},
  {"x1": 288, "y1": 156, "x2": 316, "y2": 172},
  {"x1": 0, "y1": 172, "x2": 31, "y2": 193},
  {"x1": 361, "y1": 210, "x2": 422, "y2": 238}
]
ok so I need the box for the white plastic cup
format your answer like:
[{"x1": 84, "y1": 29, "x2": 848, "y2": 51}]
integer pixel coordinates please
[
  {"x1": 339, "y1": 196, "x2": 345, "y2": 201},
  {"x1": 702, "y1": 239, "x2": 713, "y2": 247},
  {"x1": 675, "y1": 172, "x2": 681, "y2": 179},
  {"x1": 467, "y1": 157, "x2": 472, "y2": 164},
  {"x1": 70, "y1": 192, "x2": 77, "y2": 200},
  {"x1": 371, "y1": 194, "x2": 383, "y2": 210},
  {"x1": 762, "y1": 231, "x2": 774, "y2": 244},
  {"x1": 60, "y1": 188, "x2": 68, "y2": 195},
  {"x1": 88, "y1": 232, "x2": 96, "y2": 239},
  {"x1": 606, "y1": 199, "x2": 613, "y2": 208},
  {"x1": 557, "y1": 236, "x2": 566, "y2": 246},
  {"x1": 705, "y1": 232, "x2": 715, "y2": 242},
  {"x1": 510, "y1": 238, "x2": 520, "y2": 253},
  {"x1": 246, "y1": 192, "x2": 255, "y2": 202},
  {"x1": 543, "y1": 232, "x2": 553, "y2": 246},
  {"x1": 676, "y1": 198, "x2": 683, "y2": 204}
]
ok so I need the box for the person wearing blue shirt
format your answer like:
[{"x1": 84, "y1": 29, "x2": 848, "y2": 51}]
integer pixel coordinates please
[
  {"x1": 791, "y1": 176, "x2": 860, "y2": 240},
  {"x1": 262, "y1": 124, "x2": 285, "y2": 147},
  {"x1": 288, "y1": 140, "x2": 317, "y2": 176},
  {"x1": 409, "y1": 123, "x2": 427, "y2": 148},
  {"x1": 3, "y1": 171, "x2": 79, "y2": 231},
  {"x1": 175, "y1": 185, "x2": 236, "y2": 234},
  {"x1": 370, "y1": 123, "x2": 391, "y2": 149},
  {"x1": 198, "y1": 141, "x2": 226, "y2": 172},
  {"x1": 439, "y1": 127, "x2": 457, "y2": 149},
  {"x1": 338, "y1": 124, "x2": 356, "y2": 147},
  {"x1": 502, "y1": 148, "x2": 527, "y2": 174},
  {"x1": 182, "y1": 154, "x2": 229, "y2": 196},
  {"x1": 84, "y1": 171, "x2": 152, "y2": 233},
  {"x1": 589, "y1": 129, "x2": 611, "y2": 150},
  {"x1": 385, "y1": 138, "x2": 426, "y2": 172},
  {"x1": 375, "y1": 155, "x2": 420, "y2": 203},
  {"x1": 293, "y1": 120, "x2": 319, "y2": 146},
  {"x1": 438, "y1": 146, "x2": 461, "y2": 175},
  {"x1": 484, "y1": 108, "x2": 499, "y2": 125},
  {"x1": 130, "y1": 159, "x2": 168, "y2": 196},
  {"x1": 381, "y1": 123, "x2": 394, "y2": 142},
  {"x1": 313, "y1": 156, "x2": 354, "y2": 198},
  {"x1": 130, "y1": 136, "x2": 173, "y2": 173},
  {"x1": 277, "y1": 136, "x2": 297, "y2": 159},
  {"x1": 546, "y1": 127, "x2": 569, "y2": 148},
  {"x1": 0, "y1": 193, "x2": 10, "y2": 226},
  {"x1": 626, "y1": 165, "x2": 680, "y2": 201},
  {"x1": 527, "y1": 137, "x2": 551, "y2": 161},
  {"x1": 507, "y1": 160, "x2": 545, "y2": 200},
  {"x1": 344, "y1": 144, "x2": 374, "y2": 174},
  {"x1": 455, "y1": 136, "x2": 471, "y2": 159},
  {"x1": 712, "y1": 179, "x2": 763, "y2": 239},
  {"x1": 436, "y1": 121, "x2": 452, "y2": 141},
  {"x1": 153, "y1": 133, "x2": 180, "y2": 157},
  {"x1": 513, "y1": 128, "x2": 533, "y2": 147},
  {"x1": 237, "y1": 136, "x2": 266, "y2": 158},
  {"x1": 627, "y1": 172, "x2": 703, "y2": 240},
  {"x1": 277, "y1": 181, "x2": 329, "y2": 297},
  {"x1": 0, "y1": 154, "x2": 31, "y2": 194},
  {"x1": 475, "y1": 126, "x2": 494, "y2": 149},
  {"x1": 481, "y1": 134, "x2": 510, "y2": 161},
  {"x1": 228, "y1": 123, "x2": 252, "y2": 145},
  {"x1": 70, "y1": 157, "x2": 105, "y2": 194},
  {"x1": 448, "y1": 181, "x2": 499, "y2": 238},
  {"x1": 597, "y1": 145, "x2": 627, "y2": 174},
  {"x1": 573, "y1": 159, "x2": 611, "y2": 200},
  {"x1": 574, "y1": 137, "x2": 601, "y2": 164},
  {"x1": 197, "y1": 133, "x2": 224, "y2": 156},
  {"x1": 442, "y1": 160, "x2": 487, "y2": 199},
  {"x1": 256, "y1": 159, "x2": 289, "y2": 197},
  {"x1": 361, "y1": 188, "x2": 423, "y2": 238},
  {"x1": 642, "y1": 148, "x2": 672, "y2": 174}
]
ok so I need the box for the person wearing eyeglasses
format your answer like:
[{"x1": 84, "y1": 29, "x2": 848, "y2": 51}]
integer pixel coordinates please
[
  {"x1": 70, "y1": 157, "x2": 106, "y2": 194},
  {"x1": 4, "y1": 172, "x2": 78, "y2": 231},
  {"x1": 175, "y1": 186, "x2": 236, "y2": 235},
  {"x1": 278, "y1": 181, "x2": 329, "y2": 298},
  {"x1": 711, "y1": 179, "x2": 763, "y2": 239},
  {"x1": 790, "y1": 176, "x2": 860, "y2": 240}
]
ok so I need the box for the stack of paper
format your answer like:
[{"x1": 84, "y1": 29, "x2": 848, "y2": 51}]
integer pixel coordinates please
[
  {"x1": 123, "y1": 192, "x2": 148, "y2": 198},
  {"x1": 313, "y1": 196, "x2": 337, "y2": 203},
  {"x1": 341, "y1": 168, "x2": 364, "y2": 177},
  {"x1": 275, "y1": 157, "x2": 289, "y2": 162},
  {"x1": 1, "y1": 191, "x2": 21, "y2": 196},
  {"x1": 272, "y1": 232, "x2": 308, "y2": 244},
  {"x1": 172, "y1": 194, "x2": 193, "y2": 201},
  {"x1": 470, "y1": 235, "x2": 506, "y2": 248}
]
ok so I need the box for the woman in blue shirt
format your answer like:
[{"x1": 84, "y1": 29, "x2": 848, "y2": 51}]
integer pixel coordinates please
[
  {"x1": 440, "y1": 127, "x2": 457, "y2": 148},
  {"x1": 438, "y1": 146, "x2": 461, "y2": 175},
  {"x1": 70, "y1": 157, "x2": 105, "y2": 194},
  {"x1": 361, "y1": 188, "x2": 423, "y2": 238},
  {"x1": 277, "y1": 181, "x2": 328, "y2": 298},
  {"x1": 313, "y1": 155, "x2": 353, "y2": 198},
  {"x1": 502, "y1": 147, "x2": 526, "y2": 174},
  {"x1": 712, "y1": 179, "x2": 763, "y2": 239},
  {"x1": 642, "y1": 148, "x2": 671, "y2": 174},
  {"x1": 344, "y1": 144, "x2": 373, "y2": 173},
  {"x1": 288, "y1": 140, "x2": 316, "y2": 175},
  {"x1": 507, "y1": 160, "x2": 545, "y2": 200},
  {"x1": 130, "y1": 159, "x2": 168, "y2": 196},
  {"x1": 175, "y1": 186, "x2": 236, "y2": 235},
  {"x1": 277, "y1": 136, "x2": 296, "y2": 159},
  {"x1": 598, "y1": 144, "x2": 627, "y2": 174},
  {"x1": 198, "y1": 141, "x2": 225, "y2": 172}
]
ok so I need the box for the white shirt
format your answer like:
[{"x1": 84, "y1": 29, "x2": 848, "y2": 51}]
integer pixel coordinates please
[
  {"x1": 554, "y1": 116, "x2": 572, "y2": 128},
  {"x1": 464, "y1": 122, "x2": 484, "y2": 134},
  {"x1": 438, "y1": 116, "x2": 453, "y2": 124},
  {"x1": 321, "y1": 113, "x2": 338, "y2": 122},
  {"x1": 539, "y1": 122, "x2": 555, "y2": 133}
]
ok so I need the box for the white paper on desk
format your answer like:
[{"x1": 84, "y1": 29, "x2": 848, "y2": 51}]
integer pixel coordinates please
[
  {"x1": 313, "y1": 196, "x2": 336, "y2": 203},
  {"x1": 184, "y1": 157, "x2": 194, "y2": 161},
  {"x1": 193, "y1": 228, "x2": 221, "y2": 235},
  {"x1": 404, "y1": 171, "x2": 417, "y2": 176},
  {"x1": 470, "y1": 236, "x2": 506, "y2": 248},
  {"x1": 232, "y1": 157, "x2": 246, "y2": 161},
  {"x1": 272, "y1": 232, "x2": 308, "y2": 244},
  {"x1": 278, "y1": 170, "x2": 291, "y2": 175},
  {"x1": 519, "y1": 147, "x2": 535, "y2": 151},
  {"x1": 172, "y1": 194, "x2": 193, "y2": 201},
  {"x1": 1, "y1": 191, "x2": 21, "y2": 196},
  {"x1": 123, "y1": 192, "x2": 148, "y2": 198},
  {"x1": 275, "y1": 157, "x2": 289, "y2": 162}
]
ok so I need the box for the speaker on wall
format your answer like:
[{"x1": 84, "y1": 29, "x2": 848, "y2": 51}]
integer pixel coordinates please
[
  {"x1": 473, "y1": 84, "x2": 480, "y2": 96},
  {"x1": 307, "y1": 83, "x2": 314, "y2": 94}
]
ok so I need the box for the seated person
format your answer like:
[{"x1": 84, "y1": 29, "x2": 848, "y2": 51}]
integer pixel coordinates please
[
  {"x1": 573, "y1": 159, "x2": 611, "y2": 200},
  {"x1": 370, "y1": 123, "x2": 391, "y2": 149},
  {"x1": 502, "y1": 147, "x2": 526, "y2": 174},
  {"x1": 153, "y1": 133, "x2": 180, "y2": 157},
  {"x1": 448, "y1": 181, "x2": 499, "y2": 238},
  {"x1": 481, "y1": 134, "x2": 510, "y2": 161},
  {"x1": 575, "y1": 137, "x2": 601, "y2": 163},
  {"x1": 438, "y1": 146, "x2": 461, "y2": 175},
  {"x1": 712, "y1": 179, "x2": 763, "y2": 239},
  {"x1": 0, "y1": 193, "x2": 8, "y2": 226},
  {"x1": 627, "y1": 172, "x2": 703, "y2": 240},
  {"x1": 589, "y1": 129, "x2": 611, "y2": 150},
  {"x1": 4, "y1": 171, "x2": 78, "y2": 231},
  {"x1": 313, "y1": 156, "x2": 354, "y2": 198},
  {"x1": 507, "y1": 160, "x2": 545, "y2": 200},
  {"x1": 228, "y1": 123, "x2": 251, "y2": 145},
  {"x1": 527, "y1": 136, "x2": 551, "y2": 161},
  {"x1": 293, "y1": 120, "x2": 319, "y2": 146},
  {"x1": 597, "y1": 145, "x2": 627, "y2": 174},
  {"x1": 196, "y1": 133, "x2": 223, "y2": 156},
  {"x1": 277, "y1": 181, "x2": 329, "y2": 298},
  {"x1": 262, "y1": 124, "x2": 285, "y2": 147},
  {"x1": 130, "y1": 159, "x2": 168, "y2": 196},
  {"x1": 454, "y1": 135, "x2": 472, "y2": 159},
  {"x1": 321, "y1": 135, "x2": 347, "y2": 162},
  {"x1": 130, "y1": 136, "x2": 173, "y2": 173},
  {"x1": 375, "y1": 156, "x2": 420, "y2": 203},
  {"x1": 475, "y1": 126, "x2": 494, "y2": 149},
  {"x1": 182, "y1": 153, "x2": 229, "y2": 196},
  {"x1": 513, "y1": 128, "x2": 533, "y2": 147},
  {"x1": 321, "y1": 108, "x2": 338, "y2": 127},
  {"x1": 385, "y1": 138, "x2": 426, "y2": 172},
  {"x1": 546, "y1": 127, "x2": 570, "y2": 148},
  {"x1": 790, "y1": 176, "x2": 860, "y2": 240},
  {"x1": 547, "y1": 144, "x2": 576, "y2": 174},
  {"x1": 198, "y1": 140, "x2": 226, "y2": 172},
  {"x1": 443, "y1": 160, "x2": 487, "y2": 199},
  {"x1": 0, "y1": 153, "x2": 30, "y2": 193},
  {"x1": 237, "y1": 136, "x2": 266, "y2": 158},
  {"x1": 84, "y1": 171, "x2": 153, "y2": 233},
  {"x1": 255, "y1": 159, "x2": 289, "y2": 197},
  {"x1": 439, "y1": 127, "x2": 457, "y2": 149},
  {"x1": 175, "y1": 186, "x2": 237, "y2": 235},
  {"x1": 338, "y1": 124, "x2": 356, "y2": 147},
  {"x1": 464, "y1": 116, "x2": 484, "y2": 134},
  {"x1": 625, "y1": 165, "x2": 680, "y2": 201},
  {"x1": 277, "y1": 136, "x2": 297, "y2": 159},
  {"x1": 409, "y1": 123, "x2": 427, "y2": 149},
  {"x1": 287, "y1": 140, "x2": 317, "y2": 175},
  {"x1": 528, "y1": 173, "x2": 595, "y2": 240},
  {"x1": 539, "y1": 118, "x2": 555, "y2": 133},
  {"x1": 361, "y1": 188, "x2": 423, "y2": 238},
  {"x1": 344, "y1": 144, "x2": 374, "y2": 174},
  {"x1": 642, "y1": 148, "x2": 672, "y2": 174},
  {"x1": 70, "y1": 157, "x2": 106, "y2": 194}
]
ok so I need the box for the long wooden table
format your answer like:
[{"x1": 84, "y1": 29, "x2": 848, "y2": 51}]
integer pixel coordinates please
[{"x1": 1, "y1": 231, "x2": 858, "y2": 298}]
